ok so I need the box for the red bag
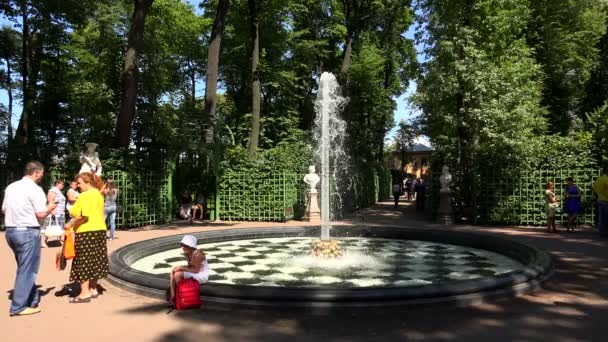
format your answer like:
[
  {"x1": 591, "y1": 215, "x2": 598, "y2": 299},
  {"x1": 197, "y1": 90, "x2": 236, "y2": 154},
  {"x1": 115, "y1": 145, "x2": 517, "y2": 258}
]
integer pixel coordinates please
[{"x1": 175, "y1": 278, "x2": 201, "y2": 310}]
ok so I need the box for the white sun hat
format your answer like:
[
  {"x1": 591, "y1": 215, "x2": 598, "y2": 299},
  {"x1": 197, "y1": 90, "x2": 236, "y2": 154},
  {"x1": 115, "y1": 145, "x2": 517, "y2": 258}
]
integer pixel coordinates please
[{"x1": 180, "y1": 235, "x2": 198, "y2": 249}]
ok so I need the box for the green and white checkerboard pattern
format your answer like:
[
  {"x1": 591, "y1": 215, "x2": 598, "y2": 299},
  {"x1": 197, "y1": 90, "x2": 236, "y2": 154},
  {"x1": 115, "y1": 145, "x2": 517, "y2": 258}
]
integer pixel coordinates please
[{"x1": 130, "y1": 237, "x2": 524, "y2": 288}]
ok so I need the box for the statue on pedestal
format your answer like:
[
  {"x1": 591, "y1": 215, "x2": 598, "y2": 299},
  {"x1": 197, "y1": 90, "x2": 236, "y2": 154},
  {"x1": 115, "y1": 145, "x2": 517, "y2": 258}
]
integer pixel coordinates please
[
  {"x1": 439, "y1": 165, "x2": 452, "y2": 193},
  {"x1": 79, "y1": 142, "x2": 103, "y2": 176},
  {"x1": 303, "y1": 165, "x2": 320, "y2": 223},
  {"x1": 303, "y1": 165, "x2": 320, "y2": 192},
  {"x1": 437, "y1": 165, "x2": 454, "y2": 225}
]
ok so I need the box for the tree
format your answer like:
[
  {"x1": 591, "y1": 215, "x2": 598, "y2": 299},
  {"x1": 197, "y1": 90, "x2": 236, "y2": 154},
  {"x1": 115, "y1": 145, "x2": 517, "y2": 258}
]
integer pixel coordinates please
[
  {"x1": 247, "y1": 0, "x2": 260, "y2": 154},
  {"x1": 415, "y1": 0, "x2": 546, "y2": 212},
  {"x1": 583, "y1": 19, "x2": 608, "y2": 118},
  {"x1": 115, "y1": 0, "x2": 154, "y2": 148},
  {"x1": 339, "y1": 0, "x2": 376, "y2": 81},
  {"x1": 0, "y1": 26, "x2": 19, "y2": 144},
  {"x1": 395, "y1": 119, "x2": 416, "y2": 171},
  {"x1": 527, "y1": 0, "x2": 606, "y2": 135},
  {"x1": 0, "y1": 0, "x2": 101, "y2": 166},
  {"x1": 203, "y1": 0, "x2": 229, "y2": 143}
]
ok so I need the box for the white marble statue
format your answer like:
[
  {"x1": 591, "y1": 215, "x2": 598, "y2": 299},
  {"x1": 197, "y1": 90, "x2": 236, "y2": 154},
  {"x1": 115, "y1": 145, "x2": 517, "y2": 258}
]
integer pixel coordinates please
[
  {"x1": 303, "y1": 165, "x2": 320, "y2": 192},
  {"x1": 79, "y1": 142, "x2": 103, "y2": 176},
  {"x1": 439, "y1": 165, "x2": 452, "y2": 193}
]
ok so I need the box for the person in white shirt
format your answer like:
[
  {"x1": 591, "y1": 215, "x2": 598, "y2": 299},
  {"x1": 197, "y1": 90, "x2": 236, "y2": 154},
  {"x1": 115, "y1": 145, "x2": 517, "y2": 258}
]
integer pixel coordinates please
[
  {"x1": 2, "y1": 161, "x2": 56, "y2": 316},
  {"x1": 43, "y1": 180, "x2": 66, "y2": 247}
]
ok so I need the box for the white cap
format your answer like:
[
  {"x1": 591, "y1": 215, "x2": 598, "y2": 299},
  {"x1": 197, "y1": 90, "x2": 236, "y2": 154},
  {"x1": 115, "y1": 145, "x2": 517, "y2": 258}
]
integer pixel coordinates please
[{"x1": 180, "y1": 235, "x2": 197, "y2": 249}]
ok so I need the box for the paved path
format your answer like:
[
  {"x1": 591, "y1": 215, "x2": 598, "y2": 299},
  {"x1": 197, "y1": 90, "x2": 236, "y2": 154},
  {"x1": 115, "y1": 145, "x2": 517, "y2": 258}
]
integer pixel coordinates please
[{"x1": 2, "y1": 199, "x2": 607, "y2": 341}]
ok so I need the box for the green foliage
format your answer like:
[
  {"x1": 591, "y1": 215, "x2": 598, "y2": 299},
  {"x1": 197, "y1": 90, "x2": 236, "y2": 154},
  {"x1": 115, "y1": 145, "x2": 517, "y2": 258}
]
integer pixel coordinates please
[
  {"x1": 346, "y1": 41, "x2": 398, "y2": 164},
  {"x1": 218, "y1": 142, "x2": 311, "y2": 221},
  {"x1": 586, "y1": 103, "x2": 608, "y2": 163},
  {"x1": 221, "y1": 139, "x2": 313, "y2": 175},
  {"x1": 527, "y1": 0, "x2": 607, "y2": 135},
  {"x1": 467, "y1": 168, "x2": 599, "y2": 226},
  {"x1": 416, "y1": 0, "x2": 550, "y2": 210}
]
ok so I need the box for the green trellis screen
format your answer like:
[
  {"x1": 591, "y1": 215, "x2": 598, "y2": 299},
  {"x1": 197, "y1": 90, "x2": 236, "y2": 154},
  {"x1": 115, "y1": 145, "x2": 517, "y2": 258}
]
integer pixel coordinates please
[
  {"x1": 0, "y1": 169, "x2": 172, "y2": 230},
  {"x1": 217, "y1": 172, "x2": 305, "y2": 221},
  {"x1": 479, "y1": 168, "x2": 600, "y2": 226},
  {"x1": 431, "y1": 167, "x2": 601, "y2": 226},
  {"x1": 51, "y1": 170, "x2": 173, "y2": 228},
  {"x1": 106, "y1": 170, "x2": 173, "y2": 228},
  {"x1": 216, "y1": 168, "x2": 392, "y2": 222}
]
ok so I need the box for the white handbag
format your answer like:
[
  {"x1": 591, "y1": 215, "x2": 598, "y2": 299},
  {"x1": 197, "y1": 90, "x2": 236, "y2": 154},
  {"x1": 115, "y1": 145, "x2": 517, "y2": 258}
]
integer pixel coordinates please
[{"x1": 45, "y1": 216, "x2": 64, "y2": 238}]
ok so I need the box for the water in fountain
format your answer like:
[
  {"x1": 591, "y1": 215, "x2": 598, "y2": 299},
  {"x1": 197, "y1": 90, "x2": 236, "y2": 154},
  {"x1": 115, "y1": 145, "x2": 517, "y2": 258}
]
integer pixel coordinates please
[{"x1": 313, "y1": 72, "x2": 348, "y2": 240}]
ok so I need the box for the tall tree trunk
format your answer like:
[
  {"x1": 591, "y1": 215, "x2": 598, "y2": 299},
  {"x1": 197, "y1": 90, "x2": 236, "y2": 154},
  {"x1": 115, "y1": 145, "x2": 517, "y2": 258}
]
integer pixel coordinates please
[
  {"x1": 187, "y1": 59, "x2": 196, "y2": 104},
  {"x1": 4, "y1": 56, "x2": 13, "y2": 141},
  {"x1": 115, "y1": 0, "x2": 154, "y2": 148},
  {"x1": 340, "y1": 31, "x2": 354, "y2": 79},
  {"x1": 15, "y1": 2, "x2": 29, "y2": 147},
  {"x1": 247, "y1": 0, "x2": 260, "y2": 154},
  {"x1": 382, "y1": 17, "x2": 394, "y2": 91},
  {"x1": 203, "y1": 0, "x2": 229, "y2": 144}
]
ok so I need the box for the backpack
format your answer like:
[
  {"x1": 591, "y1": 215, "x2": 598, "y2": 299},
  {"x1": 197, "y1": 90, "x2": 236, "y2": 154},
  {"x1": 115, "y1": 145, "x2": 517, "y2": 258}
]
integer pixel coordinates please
[{"x1": 175, "y1": 278, "x2": 201, "y2": 311}]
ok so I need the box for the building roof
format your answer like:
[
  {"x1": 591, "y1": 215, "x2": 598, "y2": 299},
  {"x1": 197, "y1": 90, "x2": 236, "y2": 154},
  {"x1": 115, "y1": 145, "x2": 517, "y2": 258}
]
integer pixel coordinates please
[{"x1": 408, "y1": 143, "x2": 434, "y2": 152}]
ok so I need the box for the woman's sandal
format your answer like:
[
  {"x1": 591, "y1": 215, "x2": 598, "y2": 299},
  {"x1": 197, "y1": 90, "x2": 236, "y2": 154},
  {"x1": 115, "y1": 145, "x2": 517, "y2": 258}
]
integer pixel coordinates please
[
  {"x1": 90, "y1": 291, "x2": 99, "y2": 298},
  {"x1": 70, "y1": 296, "x2": 91, "y2": 303}
]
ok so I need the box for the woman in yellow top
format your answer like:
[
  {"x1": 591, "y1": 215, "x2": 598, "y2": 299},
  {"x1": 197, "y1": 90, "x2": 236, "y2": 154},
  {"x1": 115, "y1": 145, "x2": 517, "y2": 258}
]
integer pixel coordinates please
[
  {"x1": 64, "y1": 172, "x2": 108, "y2": 303},
  {"x1": 594, "y1": 164, "x2": 608, "y2": 237}
]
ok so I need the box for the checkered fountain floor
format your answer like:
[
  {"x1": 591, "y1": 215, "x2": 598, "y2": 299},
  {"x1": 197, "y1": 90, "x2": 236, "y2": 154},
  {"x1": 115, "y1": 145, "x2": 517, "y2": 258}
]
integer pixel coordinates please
[{"x1": 130, "y1": 237, "x2": 524, "y2": 288}]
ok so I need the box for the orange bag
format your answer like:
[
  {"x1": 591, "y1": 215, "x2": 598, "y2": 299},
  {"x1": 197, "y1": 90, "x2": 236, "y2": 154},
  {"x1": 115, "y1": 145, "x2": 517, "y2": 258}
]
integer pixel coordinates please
[{"x1": 64, "y1": 228, "x2": 75, "y2": 260}]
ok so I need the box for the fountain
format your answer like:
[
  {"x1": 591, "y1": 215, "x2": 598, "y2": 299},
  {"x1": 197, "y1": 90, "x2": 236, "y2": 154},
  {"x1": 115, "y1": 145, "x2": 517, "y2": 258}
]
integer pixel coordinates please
[
  {"x1": 107, "y1": 76, "x2": 552, "y2": 308},
  {"x1": 307, "y1": 72, "x2": 349, "y2": 261}
]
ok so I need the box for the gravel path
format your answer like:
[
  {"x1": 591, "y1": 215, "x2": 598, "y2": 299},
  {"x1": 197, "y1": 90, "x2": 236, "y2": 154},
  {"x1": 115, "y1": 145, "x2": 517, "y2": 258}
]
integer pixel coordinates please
[{"x1": 2, "y1": 199, "x2": 607, "y2": 341}]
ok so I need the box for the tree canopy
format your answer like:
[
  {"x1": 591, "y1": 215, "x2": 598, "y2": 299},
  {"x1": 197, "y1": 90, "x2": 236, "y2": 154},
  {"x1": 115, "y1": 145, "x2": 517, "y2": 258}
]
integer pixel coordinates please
[{"x1": 0, "y1": 0, "x2": 605, "y2": 189}]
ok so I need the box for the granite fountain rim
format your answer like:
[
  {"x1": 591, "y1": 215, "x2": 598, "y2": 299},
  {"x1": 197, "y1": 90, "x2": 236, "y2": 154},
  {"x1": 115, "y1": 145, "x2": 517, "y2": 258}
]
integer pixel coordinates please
[{"x1": 107, "y1": 225, "x2": 554, "y2": 307}]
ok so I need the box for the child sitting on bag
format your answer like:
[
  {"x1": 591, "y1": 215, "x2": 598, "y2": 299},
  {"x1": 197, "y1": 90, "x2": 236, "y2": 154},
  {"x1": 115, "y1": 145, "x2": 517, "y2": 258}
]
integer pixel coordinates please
[{"x1": 168, "y1": 235, "x2": 210, "y2": 305}]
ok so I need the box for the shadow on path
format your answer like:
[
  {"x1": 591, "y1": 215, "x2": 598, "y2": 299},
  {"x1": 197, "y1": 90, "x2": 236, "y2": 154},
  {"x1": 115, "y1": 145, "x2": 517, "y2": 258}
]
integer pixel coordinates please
[{"x1": 112, "y1": 200, "x2": 608, "y2": 341}]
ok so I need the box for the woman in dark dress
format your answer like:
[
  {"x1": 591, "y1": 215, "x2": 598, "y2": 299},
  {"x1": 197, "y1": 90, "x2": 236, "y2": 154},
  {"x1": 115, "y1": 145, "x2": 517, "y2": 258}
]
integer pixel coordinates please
[{"x1": 563, "y1": 177, "x2": 582, "y2": 232}]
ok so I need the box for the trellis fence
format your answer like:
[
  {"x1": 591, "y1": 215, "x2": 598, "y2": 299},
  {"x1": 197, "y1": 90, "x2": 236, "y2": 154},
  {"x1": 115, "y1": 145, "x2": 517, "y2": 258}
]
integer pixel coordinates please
[
  {"x1": 0, "y1": 169, "x2": 172, "y2": 230},
  {"x1": 217, "y1": 172, "x2": 305, "y2": 221},
  {"x1": 215, "y1": 167, "x2": 392, "y2": 222},
  {"x1": 104, "y1": 170, "x2": 173, "y2": 228},
  {"x1": 433, "y1": 167, "x2": 601, "y2": 226}
]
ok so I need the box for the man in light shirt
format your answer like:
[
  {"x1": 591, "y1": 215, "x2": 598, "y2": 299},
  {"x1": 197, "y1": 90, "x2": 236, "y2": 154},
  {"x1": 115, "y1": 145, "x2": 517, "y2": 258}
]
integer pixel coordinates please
[{"x1": 2, "y1": 161, "x2": 56, "y2": 316}]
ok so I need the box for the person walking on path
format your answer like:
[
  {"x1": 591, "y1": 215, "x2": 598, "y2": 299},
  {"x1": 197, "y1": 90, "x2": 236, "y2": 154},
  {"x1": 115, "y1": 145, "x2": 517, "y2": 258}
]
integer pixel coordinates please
[
  {"x1": 392, "y1": 183, "x2": 401, "y2": 208},
  {"x1": 405, "y1": 178, "x2": 412, "y2": 201},
  {"x1": 563, "y1": 177, "x2": 582, "y2": 232},
  {"x1": 2, "y1": 161, "x2": 57, "y2": 316},
  {"x1": 414, "y1": 178, "x2": 427, "y2": 211},
  {"x1": 65, "y1": 172, "x2": 108, "y2": 302},
  {"x1": 545, "y1": 181, "x2": 559, "y2": 233},
  {"x1": 593, "y1": 164, "x2": 608, "y2": 237}
]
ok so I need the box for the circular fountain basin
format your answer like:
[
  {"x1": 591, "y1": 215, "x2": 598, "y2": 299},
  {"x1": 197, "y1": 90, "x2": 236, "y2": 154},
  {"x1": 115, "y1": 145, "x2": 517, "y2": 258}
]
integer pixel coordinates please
[{"x1": 108, "y1": 226, "x2": 553, "y2": 307}]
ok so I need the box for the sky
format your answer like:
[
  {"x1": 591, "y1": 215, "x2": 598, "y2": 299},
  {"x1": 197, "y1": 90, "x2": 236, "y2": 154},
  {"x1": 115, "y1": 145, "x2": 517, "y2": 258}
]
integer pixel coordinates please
[
  {"x1": 387, "y1": 21, "x2": 429, "y2": 146},
  {"x1": 1, "y1": 0, "x2": 428, "y2": 146}
]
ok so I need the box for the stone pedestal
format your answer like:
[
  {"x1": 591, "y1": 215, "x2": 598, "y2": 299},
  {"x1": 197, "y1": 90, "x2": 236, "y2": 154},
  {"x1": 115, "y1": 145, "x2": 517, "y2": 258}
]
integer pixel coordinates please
[
  {"x1": 437, "y1": 190, "x2": 454, "y2": 225},
  {"x1": 306, "y1": 190, "x2": 321, "y2": 224}
]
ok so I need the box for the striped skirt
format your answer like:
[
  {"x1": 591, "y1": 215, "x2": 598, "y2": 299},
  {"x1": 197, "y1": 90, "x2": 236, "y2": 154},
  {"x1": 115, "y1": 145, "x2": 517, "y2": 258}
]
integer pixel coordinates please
[{"x1": 70, "y1": 230, "x2": 109, "y2": 282}]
